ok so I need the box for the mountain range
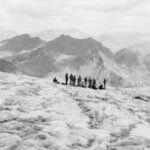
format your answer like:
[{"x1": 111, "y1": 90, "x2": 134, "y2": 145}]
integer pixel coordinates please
[
  {"x1": 32, "y1": 29, "x2": 150, "y2": 56},
  {"x1": 31, "y1": 28, "x2": 90, "y2": 41},
  {"x1": 0, "y1": 34, "x2": 44, "y2": 53},
  {"x1": 96, "y1": 32, "x2": 150, "y2": 55},
  {"x1": 0, "y1": 29, "x2": 150, "y2": 55},
  {"x1": 0, "y1": 33, "x2": 149, "y2": 87}
]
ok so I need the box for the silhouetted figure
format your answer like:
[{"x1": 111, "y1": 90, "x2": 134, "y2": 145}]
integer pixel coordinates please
[
  {"x1": 99, "y1": 84, "x2": 103, "y2": 90},
  {"x1": 73, "y1": 75, "x2": 76, "y2": 86},
  {"x1": 70, "y1": 74, "x2": 73, "y2": 86},
  {"x1": 77, "y1": 75, "x2": 81, "y2": 86},
  {"x1": 53, "y1": 77, "x2": 59, "y2": 84},
  {"x1": 72, "y1": 75, "x2": 74, "y2": 86},
  {"x1": 53, "y1": 77, "x2": 57, "y2": 83},
  {"x1": 81, "y1": 81, "x2": 86, "y2": 88},
  {"x1": 92, "y1": 79, "x2": 97, "y2": 89},
  {"x1": 103, "y1": 78, "x2": 106, "y2": 89},
  {"x1": 84, "y1": 77, "x2": 87, "y2": 86},
  {"x1": 65, "y1": 73, "x2": 68, "y2": 85},
  {"x1": 88, "y1": 77, "x2": 92, "y2": 88}
]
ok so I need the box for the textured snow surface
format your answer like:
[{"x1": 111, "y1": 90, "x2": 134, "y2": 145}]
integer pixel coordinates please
[{"x1": 0, "y1": 73, "x2": 150, "y2": 150}]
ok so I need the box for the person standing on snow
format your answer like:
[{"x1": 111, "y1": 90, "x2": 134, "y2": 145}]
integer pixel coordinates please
[
  {"x1": 84, "y1": 77, "x2": 87, "y2": 87},
  {"x1": 103, "y1": 78, "x2": 106, "y2": 89},
  {"x1": 98, "y1": 84, "x2": 102, "y2": 90},
  {"x1": 77, "y1": 75, "x2": 81, "y2": 86},
  {"x1": 70, "y1": 74, "x2": 73, "y2": 86},
  {"x1": 65, "y1": 73, "x2": 68, "y2": 85},
  {"x1": 92, "y1": 78, "x2": 97, "y2": 89},
  {"x1": 73, "y1": 75, "x2": 76, "y2": 86},
  {"x1": 88, "y1": 77, "x2": 92, "y2": 88}
]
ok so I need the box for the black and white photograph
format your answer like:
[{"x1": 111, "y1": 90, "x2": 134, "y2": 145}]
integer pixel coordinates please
[{"x1": 0, "y1": 0, "x2": 150, "y2": 149}]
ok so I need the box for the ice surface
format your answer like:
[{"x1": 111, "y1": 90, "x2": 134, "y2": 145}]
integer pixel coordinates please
[{"x1": 0, "y1": 72, "x2": 150, "y2": 150}]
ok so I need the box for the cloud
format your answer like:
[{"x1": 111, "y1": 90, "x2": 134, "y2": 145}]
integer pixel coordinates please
[
  {"x1": 1, "y1": 0, "x2": 147, "y2": 20},
  {"x1": 0, "y1": 0, "x2": 150, "y2": 34},
  {"x1": 1, "y1": 0, "x2": 150, "y2": 19},
  {"x1": 68, "y1": 0, "x2": 148, "y2": 13},
  {"x1": 1, "y1": 0, "x2": 65, "y2": 19}
]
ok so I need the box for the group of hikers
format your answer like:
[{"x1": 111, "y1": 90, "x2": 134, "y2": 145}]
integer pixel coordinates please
[{"x1": 53, "y1": 73, "x2": 107, "y2": 90}]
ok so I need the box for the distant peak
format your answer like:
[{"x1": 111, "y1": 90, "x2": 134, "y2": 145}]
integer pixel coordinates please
[
  {"x1": 119, "y1": 48, "x2": 135, "y2": 53},
  {"x1": 6, "y1": 34, "x2": 32, "y2": 41},
  {"x1": 86, "y1": 37, "x2": 95, "y2": 42},
  {"x1": 16, "y1": 34, "x2": 31, "y2": 38},
  {"x1": 60, "y1": 34, "x2": 71, "y2": 38},
  {"x1": 54, "y1": 34, "x2": 76, "y2": 41},
  {"x1": 58, "y1": 34, "x2": 95, "y2": 41},
  {"x1": 9, "y1": 34, "x2": 43, "y2": 42}
]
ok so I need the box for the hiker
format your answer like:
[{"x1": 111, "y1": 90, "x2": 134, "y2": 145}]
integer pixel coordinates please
[
  {"x1": 88, "y1": 77, "x2": 92, "y2": 88},
  {"x1": 77, "y1": 75, "x2": 81, "y2": 86},
  {"x1": 98, "y1": 84, "x2": 103, "y2": 90},
  {"x1": 72, "y1": 75, "x2": 74, "y2": 86},
  {"x1": 73, "y1": 75, "x2": 76, "y2": 86},
  {"x1": 84, "y1": 77, "x2": 87, "y2": 87},
  {"x1": 53, "y1": 77, "x2": 59, "y2": 84},
  {"x1": 65, "y1": 73, "x2": 68, "y2": 85},
  {"x1": 81, "y1": 81, "x2": 86, "y2": 88},
  {"x1": 103, "y1": 78, "x2": 106, "y2": 89},
  {"x1": 92, "y1": 79, "x2": 97, "y2": 90},
  {"x1": 70, "y1": 74, "x2": 73, "y2": 86}
]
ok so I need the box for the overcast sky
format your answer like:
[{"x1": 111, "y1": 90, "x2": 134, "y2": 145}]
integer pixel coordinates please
[{"x1": 0, "y1": 0, "x2": 150, "y2": 34}]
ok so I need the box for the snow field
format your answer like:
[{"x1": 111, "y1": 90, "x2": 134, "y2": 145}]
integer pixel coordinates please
[{"x1": 0, "y1": 73, "x2": 150, "y2": 150}]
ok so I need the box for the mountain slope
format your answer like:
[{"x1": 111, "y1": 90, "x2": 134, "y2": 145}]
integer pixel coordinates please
[
  {"x1": 144, "y1": 53, "x2": 150, "y2": 71},
  {"x1": 0, "y1": 34, "x2": 44, "y2": 55},
  {"x1": 0, "y1": 58, "x2": 17, "y2": 73},
  {"x1": 114, "y1": 49, "x2": 142, "y2": 67},
  {"x1": 46, "y1": 35, "x2": 113, "y2": 58}
]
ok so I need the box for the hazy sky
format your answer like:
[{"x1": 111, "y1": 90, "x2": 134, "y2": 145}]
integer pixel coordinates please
[{"x1": 0, "y1": 0, "x2": 150, "y2": 34}]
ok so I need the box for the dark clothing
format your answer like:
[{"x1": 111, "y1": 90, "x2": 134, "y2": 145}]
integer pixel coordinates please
[
  {"x1": 70, "y1": 74, "x2": 73, "y2": 86},
  {"x1": 65, "y1": 73, "x2": 68, "y2": 85},
  {"x1": 103, "y1": 79, "x2": 106, "y2": 89},
  {"x1": 99, "y1": 84, "x2": 103, "y2": 90},
  {"x1": 81, "y1": 82, "x2": 86, "y2": 88},
  {"x1": 77, "y1": 75, "x2": 81, "y2": 86},
  {"x1": 93, "y1": 79, "x2": 96, "y2": 86},
  {"x1": 88, "y1": 78, "x2": 92, "y2": 88},
  {"x1": 92, "y1": 79, "x2": 97, "y2": 89},
  {"x1": 73, "y1": 76, "x2": 76, "y2": 86},
  {"x1": 92, "y1": 85, "x2": 97, "y2": 90},
  {"x1": 53, "y1": 77, "x2": 57, "y2": 83},
  {"x1": 84, "y1": 77, "x2": 87, "y2": 86},
  {"x1": 53, "y1": 77, "x2": 59, "y2": 84}
]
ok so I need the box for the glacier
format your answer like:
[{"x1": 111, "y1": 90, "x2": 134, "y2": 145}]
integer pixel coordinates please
[{"x1": 0, "y1": 72, "x2": 150, "y2": 150}]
